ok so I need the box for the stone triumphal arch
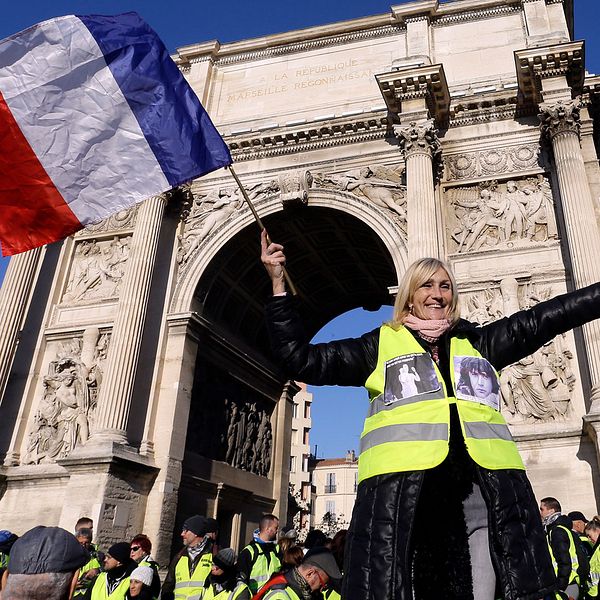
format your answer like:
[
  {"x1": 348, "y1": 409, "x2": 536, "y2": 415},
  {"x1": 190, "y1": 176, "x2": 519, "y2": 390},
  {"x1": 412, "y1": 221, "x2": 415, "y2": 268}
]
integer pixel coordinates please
[{"x1": 2, "y1": 0, "x2": 600, "y2": 562}]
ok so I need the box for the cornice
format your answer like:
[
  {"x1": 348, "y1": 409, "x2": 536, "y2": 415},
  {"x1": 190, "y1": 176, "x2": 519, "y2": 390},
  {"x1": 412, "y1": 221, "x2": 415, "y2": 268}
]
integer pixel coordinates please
[
  {"x1": 214, "y1": 25, "x2": 401, "y2": 66},
  {"x1": 514, "y1": 40, "x2": 585, "y2": 105},
  {"x1": 226, "y1": 112, "x2": 390, "y2": 162},
  {"x1": 376, "y1": 63, "x2": 450, "y2": 126},
  {"x1": 432, "y1": 3, "x2": 521, "y2": 26}
]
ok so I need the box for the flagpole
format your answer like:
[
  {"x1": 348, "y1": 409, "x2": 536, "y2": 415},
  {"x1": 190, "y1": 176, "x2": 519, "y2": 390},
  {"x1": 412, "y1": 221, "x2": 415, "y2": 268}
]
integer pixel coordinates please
[{"x1": 227, "y1": 165, "x2": 298, "y2": 296}]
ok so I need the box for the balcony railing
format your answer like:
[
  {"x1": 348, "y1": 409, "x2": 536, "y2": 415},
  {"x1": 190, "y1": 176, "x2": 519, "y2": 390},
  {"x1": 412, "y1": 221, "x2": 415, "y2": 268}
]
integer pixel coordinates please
[{"x1": 324, "y1": 485, "x2": 337, "y2": 493}]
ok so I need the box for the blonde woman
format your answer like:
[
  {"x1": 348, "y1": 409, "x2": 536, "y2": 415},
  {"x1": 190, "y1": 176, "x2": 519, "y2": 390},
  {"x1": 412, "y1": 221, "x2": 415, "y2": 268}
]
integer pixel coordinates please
[{"x1": 261, "y1": 230, "x2": 600, "y2": 600}]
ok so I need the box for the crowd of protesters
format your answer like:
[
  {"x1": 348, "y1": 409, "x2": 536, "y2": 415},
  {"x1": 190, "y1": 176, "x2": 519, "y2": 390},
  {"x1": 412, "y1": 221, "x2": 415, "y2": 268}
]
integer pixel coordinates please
[{"x1": 0, "y1": 499, "x2": 598, "y2": 600}]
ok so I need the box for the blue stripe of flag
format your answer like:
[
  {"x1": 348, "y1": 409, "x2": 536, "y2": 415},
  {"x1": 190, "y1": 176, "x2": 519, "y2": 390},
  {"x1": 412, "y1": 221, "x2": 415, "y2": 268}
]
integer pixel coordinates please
[{"x1": 77, "y1": 12, "x2": 231, "y2": 187}]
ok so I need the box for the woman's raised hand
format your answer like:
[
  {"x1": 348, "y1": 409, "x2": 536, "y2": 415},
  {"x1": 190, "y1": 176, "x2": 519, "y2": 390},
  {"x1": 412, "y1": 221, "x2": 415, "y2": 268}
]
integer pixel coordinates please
[{"x1": 261, "y1": 229, "x2": 287, "y2": 295}]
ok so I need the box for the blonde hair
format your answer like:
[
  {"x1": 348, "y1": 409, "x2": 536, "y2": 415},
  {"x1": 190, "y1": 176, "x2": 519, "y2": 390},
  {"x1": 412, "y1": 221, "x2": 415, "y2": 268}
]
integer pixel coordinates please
[{"x1": 391, "y1": 257, "x2": 461, "y2": 327}]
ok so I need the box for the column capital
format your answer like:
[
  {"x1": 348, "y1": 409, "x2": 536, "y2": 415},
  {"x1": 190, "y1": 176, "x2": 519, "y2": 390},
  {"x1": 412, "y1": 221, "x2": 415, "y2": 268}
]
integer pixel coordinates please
[
  {"x1": 538, "y1": 98, "x2": 581, "y2": 141},
  {"x1": 514, "y1": 40, "x2": 585, "y2": 105},
  {"x1": 393, "y1": 120, "x2": 442, "y2": 176},
  {"x1": 376, "y1": 63, "x2": 449, "y2": 128}
]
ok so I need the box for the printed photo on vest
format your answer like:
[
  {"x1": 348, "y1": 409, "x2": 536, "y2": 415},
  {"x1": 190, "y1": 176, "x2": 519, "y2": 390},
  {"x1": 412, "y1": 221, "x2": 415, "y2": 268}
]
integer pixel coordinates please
[
  {"x1": 384, "y1": 353, "x2": 441, "y2": 405},
  {"x1": 454, "y1": 355, "x2": 500, "y2": 411}
]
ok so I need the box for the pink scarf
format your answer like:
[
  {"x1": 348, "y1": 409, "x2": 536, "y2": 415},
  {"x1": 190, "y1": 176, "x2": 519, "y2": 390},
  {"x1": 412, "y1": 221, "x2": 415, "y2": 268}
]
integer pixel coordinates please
[{"x1": 402, "y1": 314, "x2": 451, "y2": 343}]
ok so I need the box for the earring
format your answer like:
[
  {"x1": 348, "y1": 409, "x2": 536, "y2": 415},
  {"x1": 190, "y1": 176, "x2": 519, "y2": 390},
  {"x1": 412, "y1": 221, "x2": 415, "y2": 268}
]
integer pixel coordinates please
[{"x1": 408, "y1": 304, "x2": 414, "y2": 315}]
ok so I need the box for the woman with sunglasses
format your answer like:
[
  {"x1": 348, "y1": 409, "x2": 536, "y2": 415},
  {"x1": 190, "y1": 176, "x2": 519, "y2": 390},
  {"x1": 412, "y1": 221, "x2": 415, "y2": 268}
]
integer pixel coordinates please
[{"x1": 129, "y1": 535, "x2": 161, "y2": 600}]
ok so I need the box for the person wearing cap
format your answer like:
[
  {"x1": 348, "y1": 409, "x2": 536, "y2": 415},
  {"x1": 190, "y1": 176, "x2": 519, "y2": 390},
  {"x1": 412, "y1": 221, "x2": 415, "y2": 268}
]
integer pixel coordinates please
[
  {"x1": 541, "y1": 497, "x2": 590, "y2": 599},
  {"x1": 73, "y1": 529, "x2": 102, "y2": 598},
  {"x1": 86, "y1": 542, "x2": 136, "y2": 600},
  {"x1": 160, "y1": 515, "x2": 214, "y2": 600},
  {"x1": 129, "y1": 534, "x2": 161, "y2": 599},
  {"x1": 202, "y1": 548, "x2": 250, "y2": 600},
  {"x1": 237, "y1": 514, "x2": 281, "y2": 594},
  {"x1": 1, "y1": 525, "x2": 89, "y2": 600},
  {"x1": 569, "y1": 511, "x2": 594, "y2": 558},
  {"x1": 255, "y1": 548, "x2": 341, "y2": 600},
  {"x1": 126, "y1": 566, "x2": 155, "y2": 600}
]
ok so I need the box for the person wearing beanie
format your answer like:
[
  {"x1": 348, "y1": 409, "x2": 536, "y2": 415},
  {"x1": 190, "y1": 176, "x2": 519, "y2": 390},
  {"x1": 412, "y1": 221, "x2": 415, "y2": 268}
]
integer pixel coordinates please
[
  {"x1": 160, "y1": 515, "x2": 214, "y2": 600},
  {"x1": 202, "y1": 549, "x2": 249, "y2": 600},
  {"x1": 129, "y1": 535, "x2": 161, "y2": 599},
  {"x1": 126, "y1": 566, "x2": 154, "y2": 600},
  {"x1": 86, "y1": 542, "x2": 136, "y2": 600},
  {"x1": 253, "y1": 548, "x2": 341, "y2": 600}
]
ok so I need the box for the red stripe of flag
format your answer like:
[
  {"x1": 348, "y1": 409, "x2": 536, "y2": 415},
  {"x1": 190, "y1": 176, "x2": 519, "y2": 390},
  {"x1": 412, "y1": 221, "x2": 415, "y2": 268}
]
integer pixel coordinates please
[{"x1": 0, "y1": 91, "x2": 82, "y2": 256}]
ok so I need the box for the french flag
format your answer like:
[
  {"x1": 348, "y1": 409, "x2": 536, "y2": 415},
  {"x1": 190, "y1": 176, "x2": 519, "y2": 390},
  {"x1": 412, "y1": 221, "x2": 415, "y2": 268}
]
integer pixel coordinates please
[{"x1": 0, "y1": 13, "x2": 232, "y2": 256}]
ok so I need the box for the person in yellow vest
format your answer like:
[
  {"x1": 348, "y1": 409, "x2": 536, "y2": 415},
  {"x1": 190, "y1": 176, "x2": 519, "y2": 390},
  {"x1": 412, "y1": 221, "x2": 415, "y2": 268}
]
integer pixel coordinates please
[
  {"x1": 569, "y1": 512, "x2": 595, "y2": 559},
  {"x1": 257, "y1": 548, "x2": 341, "y2": 600},
  {"x1": 584, "y1": 516, "x2": 600, "y2": 598},
  {"x1": 202, "y1": 548, "x2": 249, "y2": 600},
  {"x1": 160, "y1": 515, "x2": 213, "y2": 600},
  {"x1": 129, "y1": 535, "x2": 161, "y2": 599},
  {"x1": 87, "y1": 542, "x2": 136, "y2": 600},
  {"x1": 237, "y1": 514, "x2": 281, "y2": 594},
  {"x1": 262, "y1": 236, "x2": 600, "y2": 600},
  {"x1": 541, "y1": 497, "x2": 590, "y2": 600},
  {"x1": 73, "y1": 528, "x2": 101, "y2": 598}
]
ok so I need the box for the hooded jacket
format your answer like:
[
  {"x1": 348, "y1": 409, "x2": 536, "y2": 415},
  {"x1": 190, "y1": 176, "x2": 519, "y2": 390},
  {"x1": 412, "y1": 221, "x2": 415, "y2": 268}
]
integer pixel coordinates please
[{"x1": 265, "y1": 282, "x2": 600, "y2": 600}]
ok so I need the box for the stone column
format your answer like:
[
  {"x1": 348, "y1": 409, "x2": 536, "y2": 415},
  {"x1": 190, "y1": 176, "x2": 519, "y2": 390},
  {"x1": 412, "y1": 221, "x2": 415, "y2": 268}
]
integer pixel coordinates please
[
  {"x1": 376, "y1": 64, "x2": 449, "y2": 263},
  {"x1": 91, "y1": 194, "x2": 168, "y2": 443},
  {"x1": 539, "y1": 99, "x2": 600, "y2": 390},
  {"x1": 0, "y1": 248, "x2": 43, "y2": 402},
  {"x1": 394, "y1": 120, "x2": 442, "y2": 261}
]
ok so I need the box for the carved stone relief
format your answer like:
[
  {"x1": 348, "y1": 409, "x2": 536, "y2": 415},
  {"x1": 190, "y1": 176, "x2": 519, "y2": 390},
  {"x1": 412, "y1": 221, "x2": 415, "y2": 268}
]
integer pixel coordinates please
[
  {"x1": 447, "y1": 175, "x2": 557, "y2": 254},
  {"x1": 77, "y1": 205, "x2": 139, "y2": 235},
  {"x1": 462, "y1": 279, "x2": 575, "y2": 423},
  {"x1": 445, "y1": 144, "x2": 543, "y2": 181},
  {"x1": 177, "y1": 180, "x2": 279, "y2": 265},
  {"x1": 314, "y1": 165, "x2": 406, "y2": 234},
  {"x1": 62, "y1": 237, "x2": 131, "y2": 304},
  {"x1": 25, "y1": 328, "x2": 109, "y2": 464},
  {"x1": 186, "y1": 380, "x2": 273, "y2": 478}
]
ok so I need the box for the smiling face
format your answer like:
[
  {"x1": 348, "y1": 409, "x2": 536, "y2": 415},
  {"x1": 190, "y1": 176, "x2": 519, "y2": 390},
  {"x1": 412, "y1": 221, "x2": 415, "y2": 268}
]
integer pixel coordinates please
[
  {"x1": 129, "y1": 579, "x2": 143, "y2": 597},
  {"x1": 410, "y1": 267, "x2": 453, "y2": 321}
]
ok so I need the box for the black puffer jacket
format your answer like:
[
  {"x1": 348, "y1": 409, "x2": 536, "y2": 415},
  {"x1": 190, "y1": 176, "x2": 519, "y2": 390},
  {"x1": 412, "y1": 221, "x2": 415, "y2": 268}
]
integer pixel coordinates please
[{"x1": 265, "y1": 282, "x2": 600, "y2": 600}]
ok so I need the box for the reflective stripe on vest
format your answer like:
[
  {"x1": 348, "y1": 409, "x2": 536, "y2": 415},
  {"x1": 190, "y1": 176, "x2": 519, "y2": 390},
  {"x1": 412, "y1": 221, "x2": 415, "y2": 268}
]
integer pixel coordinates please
[
  {"x1": 90, "y1": 573, "x2": 130, "y2": 600},
  {"x1": 359, "y1": 326, "x2": 524, "y2": 482},
  {"x1": 263, "y1": 586, "x2": 300, "y2": 600},
  {"x1": 244, "y1": 543, "x2": 281, "y2": 594},
  {"x1": 207, "y1": 581, "x2": 250, "y2": 600},
  {"x1": 589, "y1": 544, "x2": 600, "y2": 597},
  {"x1": 548, "y1": 525, "x2": 580, "y2": 584},
  {"x1": 174, "y1": 553, "x2": 213, "y2": 600}
]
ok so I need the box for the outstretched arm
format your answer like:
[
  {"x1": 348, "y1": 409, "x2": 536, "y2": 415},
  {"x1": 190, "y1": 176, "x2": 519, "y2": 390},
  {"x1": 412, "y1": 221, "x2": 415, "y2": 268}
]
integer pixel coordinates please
[{"x1": 473, "y1": 282, "x2": 600, "y2": 370}]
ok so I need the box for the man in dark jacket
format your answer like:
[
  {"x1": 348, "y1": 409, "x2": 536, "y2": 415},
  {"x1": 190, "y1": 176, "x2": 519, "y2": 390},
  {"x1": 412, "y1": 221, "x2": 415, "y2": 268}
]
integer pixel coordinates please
[
  {"x1": 541, "y1": 497, "x2": 590, "y2": 599},
  {"x1": 161, "y1": 515, "x2": 214, "y2": 600}
]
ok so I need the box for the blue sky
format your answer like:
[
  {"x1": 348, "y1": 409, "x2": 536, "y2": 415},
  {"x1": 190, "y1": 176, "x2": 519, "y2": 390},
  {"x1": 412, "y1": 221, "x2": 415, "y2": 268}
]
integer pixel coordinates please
[{"x1": 0, "y1": 1, "x2": 598, "y2": 457}]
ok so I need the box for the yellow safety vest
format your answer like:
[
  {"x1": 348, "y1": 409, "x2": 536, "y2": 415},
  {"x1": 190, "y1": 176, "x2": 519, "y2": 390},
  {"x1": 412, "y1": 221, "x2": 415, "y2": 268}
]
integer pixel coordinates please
[
  {"x1": 0, "y1": 551, "x2": 8, "y2": 569},
  {"x1": 548, "y1": 524, "x2": 580, "y2": 585},
  {"x1": 90, "y1": 572, "x2": 130, "y2": 600},
  {"x1": 359, "y1": 326, "x2": 524, "y2": 482},
  {"x1": 263, "y1": 585, "x2": 301, "y2": 600},
  {"x1": 174, "y1": 552, "x2": 213, "y2": 600},
  {"x1": 73, "y1": 556, "x2": 101, "y2": 597},
  {"x1": 588, "y1": 543, "x2": 600, "y2": 597},
  {"x1": 243, "y1": 543, "x2": 281, "y2": 594},
  {"x1": 203, "y1": 580, "x2": 250, "y2": 600}
]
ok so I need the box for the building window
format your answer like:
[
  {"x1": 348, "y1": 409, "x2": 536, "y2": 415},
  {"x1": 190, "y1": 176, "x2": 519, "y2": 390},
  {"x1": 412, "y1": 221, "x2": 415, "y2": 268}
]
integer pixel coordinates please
[
  {"x1": 292, "y1": 428, "x2": 298, "y2": 445},
  {"x1": 303, "y1": 428, "x2": 310, "y2": 445},
  {"x1": 290, "y1": 456, "x2": 296, "y2": 473},
  {"x1": 325, "y1": 500, "x2": 336, "y2": 517},
  {"x1": 302, "y1": 454, "x2": 309, "y2": 473},
  {"x1": 304, "y1": 403, "x2": 311, "y2": 419},
  {"x1": 301, "y1": 482, "x2": 311, "y2": 501},
  {"x1": 325, "y1": 472, "x2": 336, "y2": 494},
  {"x1": 292, "y1": 403, "x2": 299, "y2": 419}
]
